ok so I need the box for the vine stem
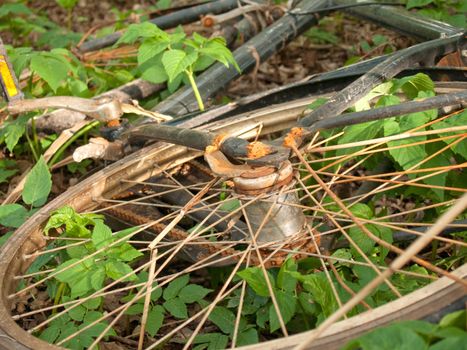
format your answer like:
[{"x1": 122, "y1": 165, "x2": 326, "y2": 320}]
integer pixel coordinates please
[{"x1": 186, "y1": 70, "x2": 205, "y2": 111}]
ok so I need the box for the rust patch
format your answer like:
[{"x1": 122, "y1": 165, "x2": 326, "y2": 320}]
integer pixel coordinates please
[
  {"x1": 240, "y1": 166, "x2": 276, "y2": 178},
  {"x1": 106, "y1": 119, "x2": 120, "y2": 128},
  {"x1": 283, "y1": 127, "x2": 305, "y2": 148},
  {"x1": 246, "y1": 141, "x2": 273, "y2": 159},
  {"x1": 201, "y1": 16, "x2": 215, "y2": 27}
]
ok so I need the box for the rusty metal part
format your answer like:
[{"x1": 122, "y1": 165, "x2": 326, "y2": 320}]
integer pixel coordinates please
[
  {"x1": 283, "y1": 127, "x2": 305, "y2": 149},
  {"x1": 8, "y1": 96, "x2": 123, "y2": 122},
  {"x1": 204, "y1": 149, "x2": 275, "y2": 178},
  {"x1": 104, "y1": 203, "x2": 318, "y2": 268},
  {"x1": 233, "y1": 161, "x2": 293, "y2": 193},
  {"x1": 239, "y1": 180, "x2": 308, "y2": 243}
]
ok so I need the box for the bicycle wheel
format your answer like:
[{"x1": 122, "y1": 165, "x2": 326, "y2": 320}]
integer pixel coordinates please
[{"x1": 0, "y1": 84, "x2": 466, "y2": 350}]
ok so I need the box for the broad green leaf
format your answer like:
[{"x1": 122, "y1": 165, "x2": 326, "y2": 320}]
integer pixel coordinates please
[
  {"x1": 237, "y1": 267, "x2": 275, "y2": 297},
  {"x1": 298, "y1": 292, "x2": 319, "y2": 315},
  {"x1": 90, "y1": 267, "x2": 106, "y2": 290},
  {"x1": 22, "y1": 156, "x2": 51, "y2": 207},
  {"x1": 4, "y1": 122, "x2": 25, "y2": 152},
  {"x1": 39, "y1": 324, "x2": 61, "y2": 343},
  {"x1": 30, "y1": 53, "x2": 70, "y2": 92},
  {"x1": 349, "y1": 225, "x2": 376, "y2": 257},
  {"x1": 419, "y1": 143, "x2": 450, "y2": 201},
  {"x1": 342, "y1": 325, "x2": 428, "y2": 350},
  {"x1": 439, "y1": 310, "x2": 466, "y2": 329},
  {"x1": 163, "y1": 274, "x2": 190, "y2": 300},
  {"x1": 429, "y1": 335, "x2": 467, "y2": 350},
  {"x1": 337, "y1": 120, "x2": 384, "y2": 156},
  {"x1": 194, "y1": 333, "x2": 229, "y2": 350},
  {"x1": 67, "y1": 304, "x2": 86, "y2": 321},
  {"x1": 140, "y1": 56, "x2": 168, "y2": 84},
  {"x1": 269, "y1": 290, "x2": 297, "y2": 332},
  {"x1": 105, "y1": 259, "x2": 136, "y2": 281},
  {"x1": 406, "y1": 0, "x2": 433, "y2": 9},
  {"x1": 125, "y1": 304, "x2": 144, "y2": 315},
  {"x1": 349, "y1": 203, "x2": 373, "y2": 220},
  {"x1": 219, "y1": 198, "x2": 240, "y2": 212},
  {"x1": 430, "y1": 110, "x2": 467, "y2": 159},
  {"x1": 354, "y1": 81, "x2": 393, "y2": 111},
  {"x1": 291, "y1": 272, "x2": 338, "y2": 319},
  {"x1": 92, "y1": 220, "x2": 113, "y2": 249},
  {"x1": 384, "y1": 120, "x2": 426, "y2": 170},
  {"x1": 117, "y1": 23, "x2": 169, "y2": 45},
  {"x1": 161, "y1": 49, "x2": 198, "y2": 82},
  {"x1": 112, "y1": 243, "x2": 143, "y2": 262},
  {"x1": 146, "y1": 305, "x2": 165, "y2": 337},
  {"x1": 277, "y1": 258, "x2": 298, "y2": 292},
  {"x1": 394, "y1": 73, "x2": 434, "y2": 99},
  {"x1": 0, "y1": 3, "x2": 32, "y2": 17},
  {"x1": 237, "y1": 327, "x2": 259, "y2": 346},
  {"x1": 208, "y1": 306, "x2": 235, "y2": 334},
  {"x1": 179, "y1": 284, "x2": 212, "y2": 303},
  {"x1": 0, "y1": 204, "x2": 28, "y2": 228},
  {"x1": 163, "y1": 297, "x2": 187, "y2": 319},
  {"x1": 137, "y1": 39, "x2": 170, "y2": 65},
  {"x1": 55, "y1": 258, "x2": 86, "y2": 283},
  {"x1": 82, "y1": 296, "x2": 102, "y2": 310}
]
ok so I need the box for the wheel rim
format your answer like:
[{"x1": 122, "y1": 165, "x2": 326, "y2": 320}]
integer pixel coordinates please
[{"x1": 1, "y1": 93, "x2": 466, "y2": 350}]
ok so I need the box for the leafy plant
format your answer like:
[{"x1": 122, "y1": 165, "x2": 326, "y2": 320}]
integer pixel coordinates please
[
  {"x1": 343, "y1": 310, "x2": 467, "y2": 350},
  {"x1": 0, "y1": 155, "x2": 51, "y2": 231},
  {"x1": 116, "y1": 23, "x2": 240, "y2": 111},
  {"x1": 406, "y1": 0, "x2": 466, "y2": 28}
]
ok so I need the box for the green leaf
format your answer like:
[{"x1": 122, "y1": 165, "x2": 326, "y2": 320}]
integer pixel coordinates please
[
  {"x1": 430, "y1": 110, "x2": 467, "y2": 159},
  {"x1": 67, "y1": 304, "x2": 86, "y2": 321},
  {"x1": 429, "y1": 336, "x2": 467, "y2": 350},
  {"x1": 406, "y1": 0, "x2": 434, "y2": 10},
  {"x1": 392, "y1": 73, "x2": 434, "y2": 99},
  {"x1": 30, "y1": 53, "x2": 70, "y2": 92},
  {"x1": 342, "y1": 325, "x2": 428, "y2": 350},
  {"x1": 138, "y1": 39, "x2": 170, "y2": 65},
  {"x1": 208, "y1": 306, "x2": 235, "y2": 334},
  {"x1": 194, "y1": 333, "x2": 229, "y2": 350},
  {"x1": 277, "y1": 258, "x2": 298, "y2": 292},
  {"x1": 163, "y1": 297, "x2": 187, "y2": 319},
  {"x1": 163, "y1": 274, "x2": 190, "y2": 300},
  {"x1": 291, "y1": 272, "x2": 338, "y2": 319},
  {"x1": 39, "y1": 324, "x2": 61, "y2": 343},
  {"x1": 0, "y1": 204, "x2": 28, "y2": 228},
  {"x1": 349, "y1": 203, "x2": 373, "y2": 220},
  {"x1": 237, "y1": 267, "x2": 275, "y2": 297},
  {"x1": 4, "y1": 122, "x2": 25, "y2": 152},
  {"x1": 22, "y1": 156, "x2": 51, "y2": 207},
  {"x1": 117, "y1": 22, "x2": 169, "y2": 45},
  {"x1": 269, "y1": 290, "x2": 297, "y2": 332},
  {"x1": 92, "y1": 220, "x2": 113, "y2": 249},
  {"x1": 90, "y1": 267, "x2": 106, "y2": 290},
  {"x1": 384, "y1": 119, "x2": 426, "y2": 170},
  {"x1": 161, "y1": 49, "x2": 197, "y2": 82},
  {"x1": 219, "y1": 198, "x2": 240, "y2": 212},
  {"x1": 140, "y1": 56, "x2": 168, "y2": 84},
  {"x1": 337, "y1": 120, "x2": 384, "y2": 156},
  {"x1": 439, "y1": 310, "x2": 466, "y2": 329},
  {"x1": 105, "y1": 259, "x2": 136, "y2": 282},
  {"x1": 146, "y1": 305, "x2": 165, "y2": 337},
  {"x1": 179, "y1": 284, "x2": 212, "y2": 304},
  {"x1": 237, "y1": 327, "x2": 259, "y2": 346},
  {"x1": 349, "y1": 224, "x2": 377, "y2": 258}
]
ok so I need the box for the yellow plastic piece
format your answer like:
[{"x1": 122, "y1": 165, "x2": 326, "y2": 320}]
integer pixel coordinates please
[{"x1": 0, "y1": 55, "x2": 18, "y2": 98}]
